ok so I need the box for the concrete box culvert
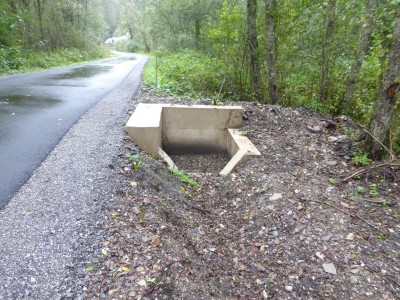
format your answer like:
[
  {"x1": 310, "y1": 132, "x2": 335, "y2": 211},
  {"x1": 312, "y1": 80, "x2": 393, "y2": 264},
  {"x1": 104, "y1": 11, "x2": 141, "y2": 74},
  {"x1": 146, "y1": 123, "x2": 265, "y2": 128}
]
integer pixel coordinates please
[{"x1": 125, "y1": 103, "x2": 260, "y2": 175}]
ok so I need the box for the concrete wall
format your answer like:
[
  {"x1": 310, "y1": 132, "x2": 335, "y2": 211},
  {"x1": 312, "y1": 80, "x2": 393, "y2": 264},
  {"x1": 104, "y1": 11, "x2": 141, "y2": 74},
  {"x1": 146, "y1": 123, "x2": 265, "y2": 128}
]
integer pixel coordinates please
[
  {"x1": 125, "y1": 103, "x2": 260, "y2": 175},
  {"x1": 161, "y1": 105, "x2": 243, "y2": 154}
]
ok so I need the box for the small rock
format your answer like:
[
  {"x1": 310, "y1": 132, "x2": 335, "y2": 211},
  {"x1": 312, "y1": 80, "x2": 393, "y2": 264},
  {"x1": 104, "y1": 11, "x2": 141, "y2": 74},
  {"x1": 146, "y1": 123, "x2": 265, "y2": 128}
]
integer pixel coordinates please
[
  {"x1": 350, "y1": 275, "x2": 358, "y2": 284},
  {"x1": 256, "y1": 279, "x2": 263, "y2": 285},
  {"x1": 253, "y1": 263, "x2": 266, "y2": 272},
  {"x1": 262, "y1": 290, "x2": 268, "y2": 299},
  {"x1": 344, "y1": 155, "x2": 351, "y2": 160},
  {"x1": 272, "y1": 230, "x2": 279, "y2": 237},
  {"x1": 269, "y1": 193, "x2": 282, "y2": 201},
  {"x1": 138, "y1": 279, "x2": 147, "y2": 287},
  {"x1": 130, "y1": 181, "x2": 138, "y2": 188},
  {"x1": 285, "y1": 286, "x2": 293, "y2": 292},
  {"x1": 346, "y1": 233, "x2": 354, "y2": 240},
  {"x1": 328, "y1": 136, "x2": 338, "y2": 142},
  {"x1": 315, "y1": 252, "x2": 325, "y2": 260},
  {"x1": 322, "y1": 235, "x2": 331, "y2": 241},
  {"x1": 350, "y1": 267, "x2": 360, "y2": 274},
  {"x1": 322, "y1": 263, "x2": 337, "y2": 275},
  {"x1": 326, "y1": 160, "x2": 338, "y2": 166}
]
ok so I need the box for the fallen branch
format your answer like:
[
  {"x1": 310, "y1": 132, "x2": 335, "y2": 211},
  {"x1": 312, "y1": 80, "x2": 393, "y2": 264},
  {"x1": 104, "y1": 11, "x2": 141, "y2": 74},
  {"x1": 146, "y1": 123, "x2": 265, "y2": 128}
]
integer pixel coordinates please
[{"x1": 342, "y1": 160, "x2": 400, "y2": 182}]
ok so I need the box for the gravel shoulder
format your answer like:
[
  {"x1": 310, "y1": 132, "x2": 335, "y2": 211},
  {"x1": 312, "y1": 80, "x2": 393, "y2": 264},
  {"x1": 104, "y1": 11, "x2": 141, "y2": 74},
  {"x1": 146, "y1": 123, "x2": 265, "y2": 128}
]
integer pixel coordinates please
[
  {"x1": 0, "y1": 55, "x2": 147, "y2": 299},
  {"x1": 1, "y1": 73, "x2": 399, "y2": 299}
]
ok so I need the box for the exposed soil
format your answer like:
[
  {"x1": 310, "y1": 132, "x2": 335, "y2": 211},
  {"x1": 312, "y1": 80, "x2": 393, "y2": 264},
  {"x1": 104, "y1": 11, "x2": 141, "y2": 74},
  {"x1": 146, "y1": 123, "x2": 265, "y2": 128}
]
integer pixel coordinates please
[{"x1": 83, "y1": 88, "x2": 400, "y2": 299}]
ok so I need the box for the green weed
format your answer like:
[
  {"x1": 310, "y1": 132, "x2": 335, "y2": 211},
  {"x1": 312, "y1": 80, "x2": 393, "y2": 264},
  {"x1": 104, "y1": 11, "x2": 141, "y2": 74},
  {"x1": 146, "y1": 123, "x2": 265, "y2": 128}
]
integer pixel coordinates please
[
  {"x1": 126, "y1": 152, "x2": 142, "y2": 170},
  {"x1": 369, "y1": 183, "x2": 379, "y2": 197},
  {"x1": 351, "y1": 152, "x2": 372, "y2": 166},
  {"x1": 168, "y1": 167, "x2": 200, "y2": 188}
]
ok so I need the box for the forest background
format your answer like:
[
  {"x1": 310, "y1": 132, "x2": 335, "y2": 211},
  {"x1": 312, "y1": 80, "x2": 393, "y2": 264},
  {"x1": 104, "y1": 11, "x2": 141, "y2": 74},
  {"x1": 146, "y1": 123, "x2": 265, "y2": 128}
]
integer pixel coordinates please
[{"x1": 1, "y1": 0, "x2": 399, "y2": 159}]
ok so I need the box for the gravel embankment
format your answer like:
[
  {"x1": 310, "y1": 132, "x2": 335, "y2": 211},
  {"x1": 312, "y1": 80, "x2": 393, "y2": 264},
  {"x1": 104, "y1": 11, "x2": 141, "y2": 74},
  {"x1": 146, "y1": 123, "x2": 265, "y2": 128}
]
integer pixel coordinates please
[{"x1": 0, "y1": 55, "x2": 147, "y2": 299}]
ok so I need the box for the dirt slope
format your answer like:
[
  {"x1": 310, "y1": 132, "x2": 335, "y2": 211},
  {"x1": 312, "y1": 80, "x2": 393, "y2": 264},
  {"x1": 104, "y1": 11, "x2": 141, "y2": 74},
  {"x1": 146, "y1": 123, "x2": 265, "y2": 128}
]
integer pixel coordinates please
[{"x1": 83, "y1": 89, "x2": 400, "y2": 300}]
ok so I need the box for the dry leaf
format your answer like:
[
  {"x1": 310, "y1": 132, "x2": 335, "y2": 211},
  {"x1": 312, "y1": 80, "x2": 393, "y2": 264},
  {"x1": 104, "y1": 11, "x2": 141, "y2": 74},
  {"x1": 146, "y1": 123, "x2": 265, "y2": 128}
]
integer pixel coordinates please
[{"x1": 340, "y1": 202, "x2": 355, "y2": 209}]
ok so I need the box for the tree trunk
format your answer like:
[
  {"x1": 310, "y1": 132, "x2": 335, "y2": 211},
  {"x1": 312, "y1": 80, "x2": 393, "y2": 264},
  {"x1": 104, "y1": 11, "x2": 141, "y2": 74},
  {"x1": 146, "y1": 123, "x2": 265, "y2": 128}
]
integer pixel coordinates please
[
  {"x1": 320, "y1": 0, "x2": 336, "y2": 104},
  {"x1": 195, "y1": 0, "x2": 201, "y2": 50},
  {"x1": 367, "y1": 7, "x2": 400, "y2": 159},
  {"x1": 247, "y1": 0, "x2": 261, "y2": 101},
  {"x1": 265, "y1": 0, "x2": 278, "y2": 104},
  {"x1": 35, "y1": 0, "x2": 45, "y2": 41},
  {"x1": 195, "y1": 19, "x2": 200, "y2": 50},
  {"x1": 339, "y1": 0, "x2": 376, "y2": 113}
]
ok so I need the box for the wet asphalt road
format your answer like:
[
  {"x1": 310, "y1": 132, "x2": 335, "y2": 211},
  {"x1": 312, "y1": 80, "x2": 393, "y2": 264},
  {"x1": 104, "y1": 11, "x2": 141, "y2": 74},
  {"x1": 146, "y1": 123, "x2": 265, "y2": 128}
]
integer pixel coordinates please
[{"x1": 0, "y1": 53, "x2": 144, "y2": 209}]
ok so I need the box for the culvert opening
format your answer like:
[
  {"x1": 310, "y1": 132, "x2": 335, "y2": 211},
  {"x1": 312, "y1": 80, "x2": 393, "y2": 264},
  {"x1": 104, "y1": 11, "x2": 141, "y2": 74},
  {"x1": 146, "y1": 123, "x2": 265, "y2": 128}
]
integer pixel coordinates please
[
  {"x1": 125, "y1": 104, "x2": 261, "y2": 175},
  {"x1": 167, "y1": 152, "x2": 229, "y2": 174}
]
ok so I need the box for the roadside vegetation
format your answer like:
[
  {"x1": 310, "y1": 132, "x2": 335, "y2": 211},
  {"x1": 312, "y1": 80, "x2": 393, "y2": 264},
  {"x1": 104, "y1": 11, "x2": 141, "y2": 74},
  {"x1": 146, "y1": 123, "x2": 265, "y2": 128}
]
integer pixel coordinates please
[
  {"x1": 0, "y1": 1, "x2": 116, "y2": 75},
  {"x1": 123, "y1": 0, "x2": 400, "y2": 160}
]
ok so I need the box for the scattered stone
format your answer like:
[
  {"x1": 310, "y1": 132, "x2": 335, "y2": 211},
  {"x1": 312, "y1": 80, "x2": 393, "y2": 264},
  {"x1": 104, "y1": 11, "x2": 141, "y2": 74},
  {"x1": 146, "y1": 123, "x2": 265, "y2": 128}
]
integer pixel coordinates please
[
  {"x1": 325, "y1": 160, "x2": 338, "y2": 166},
  {"x1": 130, "y1": 181, "x2": 138, "y2": 188},
  {"x1": 285, "y1": 286, "x2": 293, "y2": 292},
  {"x1": 315, "y1": 252, "x2": 325, "y2": 260},
  {"x1": 350, "y1": 276, "x2": 358, "y2": 285},
  {"x1": 138, "y1": 279, "x2": 146, "y2": 287},
  {"x1": 328, "y1": 136, "x2": 338, "y2": 142},
  {"x1": 346, "y1": 233, "x2": 354, "y2": 240},
  {"x1": 350, "y1": 267, "x2": 360, "y2": 274},
  {"x1": 322, "y1": 263, "x2": 337, "y2": 275},
  {"x1": 322, "y1": 235, "x2": 332, "y2": 241},
  {"x1": 269, "y1": 193, "x2": 282, "y2": 201}
]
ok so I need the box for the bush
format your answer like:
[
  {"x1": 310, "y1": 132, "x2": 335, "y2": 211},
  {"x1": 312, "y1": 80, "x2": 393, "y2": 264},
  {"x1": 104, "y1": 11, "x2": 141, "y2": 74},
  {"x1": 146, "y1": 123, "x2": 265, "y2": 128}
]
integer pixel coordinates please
[
  {"x1": 0, "y1": 46, "x2": 23, "y2": 70},
  {"x1": 143, "y1": 49, "x2": 224, "y2": 98},
  {"x1": 114, "y1": 40, "x2": 140, "y2": 53},
  {"x1": 0, "y1": 46, "x2": 111, "y2": 75}
]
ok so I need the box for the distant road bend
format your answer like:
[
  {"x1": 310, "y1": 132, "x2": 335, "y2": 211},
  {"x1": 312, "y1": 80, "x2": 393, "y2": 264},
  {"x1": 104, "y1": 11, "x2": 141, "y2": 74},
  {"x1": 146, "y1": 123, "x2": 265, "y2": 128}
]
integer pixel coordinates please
[{"x1": 0, "y1": 53, "x2": 147, "y2": 209}]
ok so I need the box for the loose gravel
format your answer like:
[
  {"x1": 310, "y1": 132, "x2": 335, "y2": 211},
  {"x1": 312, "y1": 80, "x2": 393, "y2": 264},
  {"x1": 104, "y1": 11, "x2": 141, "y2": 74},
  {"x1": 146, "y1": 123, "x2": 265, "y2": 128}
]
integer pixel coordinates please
[{"x1": 0, "y1": 55, "x2": 147, "y2": 299}]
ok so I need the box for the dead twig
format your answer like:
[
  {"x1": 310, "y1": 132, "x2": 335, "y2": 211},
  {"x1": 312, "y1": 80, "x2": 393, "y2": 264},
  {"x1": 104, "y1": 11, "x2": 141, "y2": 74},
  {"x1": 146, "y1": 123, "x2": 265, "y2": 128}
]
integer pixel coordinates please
[
  {"x1": 302, "y1": 197, "x2": 388, "y2": 235},
  {"x1": 181, "y1": 199, "x2": 214, "y2": 215},
  {"x1": 342, "y1": 160, "x2": 400, "y2": 182},
  {"x1": 355, "y1": 122, "x2": 397, "y2": 160}
]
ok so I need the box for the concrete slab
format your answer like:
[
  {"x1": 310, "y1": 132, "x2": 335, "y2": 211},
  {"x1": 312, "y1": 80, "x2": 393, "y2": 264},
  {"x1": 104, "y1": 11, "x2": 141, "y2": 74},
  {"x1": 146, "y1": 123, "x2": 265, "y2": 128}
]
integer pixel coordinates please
[{"x1": 125, "y1": 103, "x2": 260, "y2": 175}]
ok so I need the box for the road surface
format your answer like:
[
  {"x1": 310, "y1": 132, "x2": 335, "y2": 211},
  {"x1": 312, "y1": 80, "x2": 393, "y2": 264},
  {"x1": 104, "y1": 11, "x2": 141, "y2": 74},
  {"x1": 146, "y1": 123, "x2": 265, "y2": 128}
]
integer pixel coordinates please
[{"x1": 0, "y1": 53, "x2": 146, "y2": 209}]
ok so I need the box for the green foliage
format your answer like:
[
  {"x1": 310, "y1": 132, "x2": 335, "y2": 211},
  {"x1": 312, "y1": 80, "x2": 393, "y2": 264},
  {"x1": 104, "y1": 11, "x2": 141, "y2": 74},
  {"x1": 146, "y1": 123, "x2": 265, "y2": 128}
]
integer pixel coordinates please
[
  {"x1": 306, "y1": 101, "x2": 325, "y2": 112},
  {"x1": 328, "y1": 178, "x2": 337, "y2": 185},
  {"x1": 168, "y1": 167, "x2": 200, "y2": 188},
  {"x1": 114, "y1": 40, "x2": 140, "y2": 53},
  {"x1": 0, "y1": 46, "x2": 23, "y2": 70},
  {"x1": 126, "y1": 152, "x2": 142, "y2": 171},
  {"x1": 0, "y1": 47, "x2": 111, "y2": 75},
  {"x1": 240, "y1": 130, "x2": 249, "y2": 136},
  {"x1": 369, "y1": 183, "x2": 379, "y2": 197},
  {"x1": 143, "y1": 49, "x2": 223, "y2": 98},
  {"x1": 351, "y1": 152, "x2": 373, "y2": 166}
]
